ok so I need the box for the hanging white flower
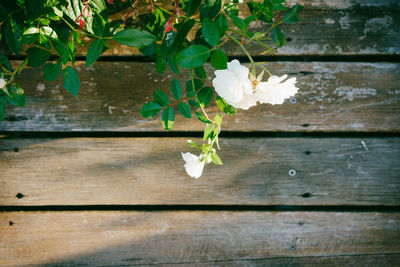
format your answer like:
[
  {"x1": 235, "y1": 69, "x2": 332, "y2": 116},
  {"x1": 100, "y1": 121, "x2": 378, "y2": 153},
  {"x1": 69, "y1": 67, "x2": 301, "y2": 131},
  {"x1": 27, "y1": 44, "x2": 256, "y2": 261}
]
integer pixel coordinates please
[
  {"x1": 0, "y1": 78, "x2": 6, "y2": 89},
  {"x1": 255, "y1": 74, "x2": 298, "y2": 105},
  {"x1": 212, "y1": 59, "x2": 257, "y2": 110},
  {"x1": 181, "y1": 152, "x2": 205, "y2": 179}
]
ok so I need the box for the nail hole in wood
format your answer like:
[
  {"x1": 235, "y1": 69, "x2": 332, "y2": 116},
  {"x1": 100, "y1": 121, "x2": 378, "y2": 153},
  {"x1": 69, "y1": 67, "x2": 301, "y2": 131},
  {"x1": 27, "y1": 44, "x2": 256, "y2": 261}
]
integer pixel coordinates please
[
  {"x1": 302, "y1": 123, "x2": 310, "y2": 127},
  {"x1": 286, "y1": 37, "x2": 292, "y2": 42},
  {"x1": 13, "y1": 148, "x2": 19, "y2": 152},
  {"x1": 305, "y1": 151, "x2": 311, "y2": 155},
  {"x1": 290, "y1": 97, "x2": 297, "y2": 104},
  {"x1": 288, "y1": 169, "x2": 296, "y2": 176},
  {"x1": 16, "y1": 193, "x2": 24, "y2": 199},
  {"x1": 9, "y1": 221, "x2": 14, "y2": 226},
  {"x1": 298, "y1": 222, "x2": 304, "y2": 226},
  {"x1": 301, "y1": 193, "x2": 311, "y2": 198},
  {"x1": 290, "y1": 244, "x2": 296, "y2": 251}
]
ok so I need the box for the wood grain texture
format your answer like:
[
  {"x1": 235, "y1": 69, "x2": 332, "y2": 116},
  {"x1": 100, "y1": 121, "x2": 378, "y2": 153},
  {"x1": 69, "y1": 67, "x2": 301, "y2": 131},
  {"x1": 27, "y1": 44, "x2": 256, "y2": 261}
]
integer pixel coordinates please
[
  {"x1": 1, "y1": 211, "x2": 399, "y2": 265},
  {"x1": 1, "y1": 137, "x2": 399, "y2": 206},
  {"x1": 2, "y1": 61, "x2": 399, "y2": 132},
  {"x1": 75, "y1": 1, "x2": 400, "y2": 56}
]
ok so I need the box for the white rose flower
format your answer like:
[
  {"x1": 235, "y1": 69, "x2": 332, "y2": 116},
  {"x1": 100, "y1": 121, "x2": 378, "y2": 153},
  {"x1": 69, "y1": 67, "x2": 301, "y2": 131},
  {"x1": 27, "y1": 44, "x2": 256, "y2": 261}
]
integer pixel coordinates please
[
  {"x1": 212, "y1": 59, "x2": 256, "y2": 110},
  {"x1": 181, "y1": 152, "x2": 205, "y2": 179},
  {"x1": 255, "y1": 74, "x2": 298, "y2": 105},
  {"x1": 0, "y1": 78, "x2": 6, "y2": 89}
]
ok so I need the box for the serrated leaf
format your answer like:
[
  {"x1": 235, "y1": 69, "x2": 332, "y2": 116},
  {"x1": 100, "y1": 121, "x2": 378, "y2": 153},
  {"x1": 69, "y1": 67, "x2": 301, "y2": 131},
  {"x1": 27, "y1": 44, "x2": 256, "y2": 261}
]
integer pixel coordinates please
[
  {"x1": 43, "y1": 61, "x2": 62, "y2": 81},
  {"x1": 211, "y1": 153, "x2": 223, "y2": 165},
  {"x1": 27, "y1": 47, "x2": 52, "y2": 67},
  {"x1": 167, "y1": 55, "x2": 179, "y2": 74},
  {"x1": 178, "y1": 102, "x2": 191, "y2": 118},
  {"x1": 202, "y1": 18, "x2": 221, "y2": 47},
  {"x1": 186, "y1": 79, "x2": 203, "y2": 97},
  {"x1": 200, "y1": 0, "x2": 221, "y2": 20},
  {"x1": 231, "y1": 16, "x2": 247, "y2": 32},
  {"x1": 176, "y1": 45, "x2": 210, "y2": 69},
  {"x1": 63, "y1": 66, "x2": 80, "y2": 97},
  {"x1": 284, "y1": 4, "x2": 303, "y2": 23},
  {"x1": 113, "y1": 29, "x2": 157, "y2": 47},
  {"x1": 54, "y1": 42, "x2": 69, "y2": 64},
  {"x1": 210, "y1": 49, "x2": 228, "y2": 70},
  {"x1": 216, "y1": 96, "x2": 236, "y2": 114},
  {"x1": 5, "y1": 18, "x2": 22, "y2": 55},
  {"x1": 162, "y1": 106, "x2": 175, "y2": 131},
  {"x1": 86, "y1": 39, "x2": 104, "y2": 67},
  {"x1": 195, "y1": 111, "x2": 211, "y2": 123},
  {"x1": 156, "y1": 56, "x2": 166, "y2": 74},
  {"x1": 197, "y1": 86, "x2": 213, "y2": 107},
  {"x1": 194, "y1": 66, "x2": 206, "y2": 79},
  {"x1": 171, "y1": 79, "x2": 182, "y2": 100},
  {"x1": 188, "y1": 99, "x2": 200, "y2": 108},
  {"x1": 203, "y1": 123, "x2": 214, "y2": 140},
  {"x1": 272, "y1": 27, "x2": 285, "y2": 47},
  {"x1": 7, "y1": 85, "x2": 26, "y2": 107},
  {"x1": 153, "y1": 89, "x2": 169, "y2": 106},
  {"x1": 216, "y1": 14, "x2": 228, "y2": 35},
  {"x1": 140, "y1": 101, "x2": 162, "y2": 118}
]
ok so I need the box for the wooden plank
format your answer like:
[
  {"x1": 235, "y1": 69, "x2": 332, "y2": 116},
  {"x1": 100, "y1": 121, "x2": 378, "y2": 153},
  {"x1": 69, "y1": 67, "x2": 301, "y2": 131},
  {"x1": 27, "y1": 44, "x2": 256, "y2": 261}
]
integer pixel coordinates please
[
  {"x1": 1, "y1": 211, "x2": 399, "y2": 265},
  {"x1": 1, "y1": 61, "x2": 399, "y2": 132},
  {"x1": 93, "y1": 9, "x2": 399, "y2": 57},
  {"x1": 0, "y1": 137, "x2": 399, "y2": 206}
]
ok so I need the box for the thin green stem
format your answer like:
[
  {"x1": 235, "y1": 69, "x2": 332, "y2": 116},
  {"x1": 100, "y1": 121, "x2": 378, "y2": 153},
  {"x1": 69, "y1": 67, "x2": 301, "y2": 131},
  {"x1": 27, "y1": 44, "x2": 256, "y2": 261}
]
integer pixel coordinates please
[
  {"x1": 191, "y1": 69, "x2": 213, "y2": 123},
  {"x1": 255, "y1": 62, "x2": 272, "y2": 77},
  {"x1": 225, "y1": 33, "x2": 256, "y2": 74}
]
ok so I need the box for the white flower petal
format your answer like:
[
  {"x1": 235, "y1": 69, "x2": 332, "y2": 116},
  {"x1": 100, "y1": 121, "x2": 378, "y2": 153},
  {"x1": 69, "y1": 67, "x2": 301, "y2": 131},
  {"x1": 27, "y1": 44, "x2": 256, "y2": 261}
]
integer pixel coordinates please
[
  {"x1": 181, "y1": 152, "x2": 205, "y2": 179},
  {"x1": 255, "y1": 75, "x2": 298, "y2": 105},
  {"x1": 0, "y1": 78, "x2": 6, "y2": 89}
]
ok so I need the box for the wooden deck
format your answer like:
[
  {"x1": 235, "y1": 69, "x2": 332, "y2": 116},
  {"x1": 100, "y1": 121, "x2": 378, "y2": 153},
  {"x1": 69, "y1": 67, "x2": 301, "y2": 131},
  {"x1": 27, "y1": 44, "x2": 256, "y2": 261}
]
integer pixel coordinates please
[{"x1": 1, "y1": 1, "x2": 400, "y2": 265}]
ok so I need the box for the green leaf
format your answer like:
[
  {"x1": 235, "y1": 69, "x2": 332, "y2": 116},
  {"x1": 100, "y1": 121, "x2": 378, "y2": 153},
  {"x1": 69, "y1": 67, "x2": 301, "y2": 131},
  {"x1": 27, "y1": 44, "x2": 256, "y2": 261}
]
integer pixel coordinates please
[
  {"x1": 141, "y1": 101, "x2": 162, "y2": 118},
  {"x1": 231, "y1": 16, "x2": 247, "y2": 32},
  {"x1": 195, "y1": 111, "x2": 211, "y2": 123},
  {"x1": 7, "y1": 85, "x2": 25, "y2": 107},
  {"x1": 92, "y1": 13, "x2": 106, "y2": 36},
  {"x1": 284, "y1": 4, "x2": 303, "y2": 23},
  {"x1": 0, "y1": 55, "x2": 12, "y2": 72},
  {"x1": 194, "y1": 66, "x2": 206, "y2": 79},
  {"x1": 26, "y1": 0, "x2": 45, "y2": 20},
  {"x1": 43, "y1": 61, "x2": 62, "y2": 81},
  {"x1": 211, "y1": 153, "x2": 223, "y2": 165},
  {"x1": 156, "y1": 56, "x2": 166, "y2": 74},
  {"x1": 216, "y1": 14, "x2": 228, "y2": 35},
  {"x1": 216, "y1": 96, "x2": 236, "y2": 114},
  {"x1": 67, "y1": 40, "x2": 76, "y2": 62},
  {"x1": 171, "y1": 79, "x2": 182, "y2": 100},
  {"x1": 186, "y1": 79, "x2": 203, "y2": 97},
  {"x1": 4, "y1": 18, "x2": 22, "y2": 55},
  {"x1": 201, "y1": 18, "x2": 221, "y2": 47},
  {"x1": 188, "y1": 99, "x2": 200, "y2": 108},
  {"x1": 63, "y1": 66, "x2": 80, "y2": 97},
  {"x1": 187, "y1": 139, "x2": 201, "y2": 149},
  {"x1": 271, "y1": 0, "x2": 288, "y2": 10},
  {"x1": 0, "y1": 94, "x2": 7, "y2": 122},
  {"x1": 200, "y1": 0, "x2": 221, "y2": 20},
  {"x1": 162, "y1": 106, "x2": 175, "y2": 131},
  {"x1": 178, "y1": 102, "x2": 192, "y2": 118},
  {"x1": 40, "y1": 26, "x2": 58, "y2": 39},
  {"x1": 54, "y1": 42, "x2": 69, "y2": 64},
  {"x1": 176, "y1": 45, "x2": 210, "y2": 69},
  {"x1": 203, "y1": 123, "x2": 214, "y2": 140},
  {"x1": 197, "y1": 86, "x2": 213, "y2": 107},
  {"x1": 86, "y1": 39, "x2": 104, "y2": 67},
  {"x1": 210, "y1": 49, "x2": 228, "y2": 69},
  {"x1": 153, "y1": 89, "x2": 169, "y2": 106},
  {"x1": 214, "y1": 114, "x2": 223, "y2": 127},
  {"x1": 184, "y1": 0, "x2": 202, "y2": 17},
  {"x1": 167, "y1": 55, "x2": 179, "y2": 74},
  {"x1": 113, "y1": 29, "x2": 157, "y2": 47},
  {"x1": 272, "y1": 28, "x2": 285, "y2": 47},
  {"x1": 27, "y1": 47, "x2": 52, "y2": 67}
]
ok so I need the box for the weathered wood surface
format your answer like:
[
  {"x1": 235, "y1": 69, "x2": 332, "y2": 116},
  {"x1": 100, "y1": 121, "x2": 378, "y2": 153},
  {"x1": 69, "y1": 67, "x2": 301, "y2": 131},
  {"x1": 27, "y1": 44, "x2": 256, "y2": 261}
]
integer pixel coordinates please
[
  {"x1": 1, "y1": 137, "x2": 399, "y2": 206},
  {"x1": 76, "y1": 0, "x2": 400, "y2": 56},
  {"x1": 2, "y1": 61, "x2": 399, "y2": 132},
  {"x1": 1, "y1": 211, "x2": 399, "y2": 265}
]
